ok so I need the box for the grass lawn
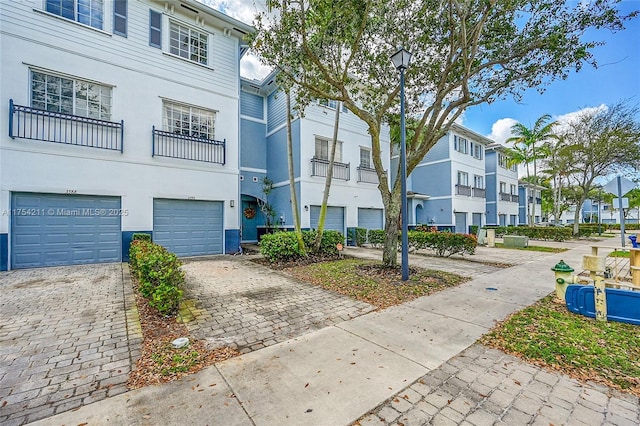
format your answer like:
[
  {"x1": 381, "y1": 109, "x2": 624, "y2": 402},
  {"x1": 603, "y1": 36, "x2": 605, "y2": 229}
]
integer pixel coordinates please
[
  {"x1": 283, "y1": 258, "x2": 468, "y2": 309},
  {"x1": 481, "y1": 294, "x2": 640, "y2": 396},
  {"x1": 608, "y1": 250, "x2": 631, "y2": 258},
  {"x1": 494, "y1": 243, "x2": 567, "y2": 253}
]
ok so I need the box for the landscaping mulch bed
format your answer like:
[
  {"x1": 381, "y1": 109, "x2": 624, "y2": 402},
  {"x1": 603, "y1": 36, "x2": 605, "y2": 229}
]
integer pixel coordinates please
[{"x1": 127, "y1": 280, "x2": 239, "y2": 390}]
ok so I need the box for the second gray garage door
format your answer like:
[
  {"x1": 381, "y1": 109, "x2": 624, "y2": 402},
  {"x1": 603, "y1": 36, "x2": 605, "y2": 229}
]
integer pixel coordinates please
[
  {"x1": 153, "y1": 199, "x2": 223, "y2": 257},
  {"x1": 310, "y1": 206, "x2": 344, "y2": 234},
  {"x1": 357, "y1": 208, "x2": 383, "y2": 230}
]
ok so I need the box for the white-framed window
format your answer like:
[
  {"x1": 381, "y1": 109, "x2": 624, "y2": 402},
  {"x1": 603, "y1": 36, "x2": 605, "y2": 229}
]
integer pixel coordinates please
[
  {"x1": 498, "y1": 153, "x2": 508, "y2": 168},
  {"x1": 31, "y1": 70, "x2": 112, "y2": 120},
  {"x1": 169, "y1": 21, "x2": 208, "y2": 65},
  {"x1": 163, "y1": 101, "x2": 216, "y2": 139},
  {"x1": 510, "y1": 184, "x2": 517, "y2": 195},
  {"x1": 46, "y1": 0, "x2": 104, "y2": 29},
  {"x1": 473, "y1": 143, "x2": 483, "y2": 159},
  {"x1": 318, "y1": 99, "x2": 348, "y2": 113},
  {"x1": 359, "y1": 147, "x2": 372, "y2": 168},
  {"x1": 473, "y1": 175, "x2": 484, "y2": 189},
  {"x1": 500, "y1": 181, "x2": 507, "y2": 193},
  {"x1": 454, "y1": 135, "x2": 468, "y2": 154},
  {"x1": 315, "y1": 138, "x2": 342, "y2": 162},
  {"x1": 457, "y1": 171, "x2": 469, "y2": 186}
]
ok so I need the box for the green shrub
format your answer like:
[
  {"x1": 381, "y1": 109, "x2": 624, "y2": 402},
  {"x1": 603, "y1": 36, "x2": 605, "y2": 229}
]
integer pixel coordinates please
[
  {"x1": 259, "y1": 231, "x2": 305, "y2": 262},
  {"x1": 469, "y1": 225, "x2": 479, "y2": 236},
  {"x1": 129, "y1": 240, "x2": 184, "y2": 316},
  {"x1": 132, "y1": 232, "x2": 152, "y2": 242},
  {"x1": 485, "y1": 226, "x2": 572, "y2": 241},
  {"x1": 407, "y1": 230, "x2": 430, "y2": 252},
  {"x1": 408, "y1": 229, "x2": 477, "y2": 257},
  {"x1": 302, "y1": 230, "x2": 344, "y2": 257},
  {"x1": 367, "y1": 229, "x2": 385, "y2": 248},
  {"x1": 355, "y1": 228, "x2": 368, "y2": 246}
]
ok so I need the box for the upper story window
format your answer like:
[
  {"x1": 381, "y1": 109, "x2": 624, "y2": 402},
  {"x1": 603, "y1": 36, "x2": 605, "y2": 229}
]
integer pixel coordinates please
[
  {"x1": 31, "y1": 70, "x2": 112, "y2": 120},
  {"x1": 113, "y1": 0, "x2": 127, "y2": 37},
  {"x1": 454, "y1": 135, "x2": 468, "y2": 154},
  {"x1": 472, "y1": 142, "x2": 483, "y2": 160},
  {"x1": 315, "y1": 138, "x2": 343, "y2": 162},
  {"x1": 457, "y1": 171, "x2": 469, "y2": 186},
  {"x1": 359, "y1": 147, "x2": 372, "y2": 168},
  {"x1": 46, "y1": 0, "x2": 104, "y2": 30},
  {"x1": 163, "y1": 101, "x2": 216, "y2": 140},
  {"x1": 318, "y1": 99, "x2": 348, "y2": 113},
  {"x1": 500, "y1": 181, "x2": 507, "y2": 193},
  {"x1": 473, "y1": 175, "x2": 484, "y2": 189},
  {"x1": 169, "y1": 21, "x2": 208, "y2": 65},
  {"x1": 510, "y1": 184, "x2": 517, "y2": 195}
]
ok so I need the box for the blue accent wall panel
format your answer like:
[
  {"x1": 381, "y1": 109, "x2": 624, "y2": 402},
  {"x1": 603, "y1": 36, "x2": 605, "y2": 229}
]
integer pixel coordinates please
[
  {"x1": 241, "y1": 91, "x2": 264, "y2": 120},
  {"x1": 225, "y1": 229, "x2": 241, "y2": 254},
  {"x1": 122, "y1": 231, "x2": 152, "y2": 262},
  {"x1": 268, "y1": 184, "x2": 301, "y2": 227},
  {"x1": 421, "y1": 135, "x2": 450, "y2": 163},
  {"x1": 240, "y1": 172, "x2": 268, "y2": 200},
  {"x1": 486, "y1": 204, "x2": 498, "y2": 226},
  {"x1": 266, "y1": 120, "x2": 300, "y2": 183},
  {"x1": 485, "y1": 151, "x2": 498, "y2": 174},
  {"x1": 424, "y1": 198, "x2": 453, "y2": 225},
  {"x1": 241, "y1": 119, "x2": 267, "y2": 170},
  {"x1": 411, "y1": 162, "x2": 452, "y2": 197},
  {"x1": 0, "y1": 233, "x2": 7, "y2": 271},
  {"x1": 267, "y1": 91, "x2": 287, "y2": 132},
  {"x1": 485, "y1": 173, "x2": 497, "y2": 203}
]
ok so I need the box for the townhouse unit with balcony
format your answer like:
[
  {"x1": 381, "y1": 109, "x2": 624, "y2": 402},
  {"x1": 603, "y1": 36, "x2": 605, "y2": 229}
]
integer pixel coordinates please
[
  {"x1": 238, "y1": 75, "x2": 390, "y2": 241},
  {"x1": 402, "y1": 124, "x2": 491, "y2": 234},
  {"x1": 485, "y1": 144, "x2": 520, "y2": 226},
  {"x1": 0, "y1": 0, "x2": 253, "y2": 270},
  {"x1": 518, "y1": 181, "x2": 544, "y2": 225}
]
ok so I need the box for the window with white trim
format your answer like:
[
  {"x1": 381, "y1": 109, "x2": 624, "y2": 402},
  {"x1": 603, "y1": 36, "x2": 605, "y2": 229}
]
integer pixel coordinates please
[
  {"x1": 498, "y1": 153, "x2": 508, "y2": 168},
  {"x1": 359, "y1": 147, "x2": 372, "y2": 168},
  {"x1": 46, "y1": 0, "x2": 104, "y2": 30},
  {"x1": 510, "y1": 184, "x2": 517, "y2": 195},
  {"x1": 163, "y1": 101, "x2": 216, "y2": 139},
  {"x1": 318, "y1": 99, "x2": 348, "y2": 113},
  {"x1": 454, "y1": 135, "x2": 468, "y2": 154},
  {"x1": 31, "y1": 70, "x2": 112, "y2": 120},
  {"x1": 457, "y1": 171, "x2": 469, "y2": 186},
  {"x1": 500, "y1": 181, "x2": 507, "y2": 193},
  {"x1": 169, "y1": 21, "x2": 208, "y2": 65},
  {"x1": 473, "y1": 175, "x2": 484, "y2": 189},
  {"x1": 315, "y1": 138, "x2": 343, "y2": 162},
  {"x1": 473, "y1": 143, "x2": 483, "y2": 159}
]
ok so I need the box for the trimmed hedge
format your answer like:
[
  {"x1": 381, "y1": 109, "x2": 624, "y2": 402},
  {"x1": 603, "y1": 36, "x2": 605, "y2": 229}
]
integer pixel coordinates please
[
  {"x1": 132, "y1": 232, "x2": 152, "y2": 242},
  {"x1": 408, "y1": 229, "x2": 477, "y2": 257},
  {"x1": 129, "y1": 240, "x2": 184, "y2": 316},
  {"x1": 355, "y1": 227, "x2": 367, "y2": 246},
  {"x1": 259, "y1": 230, "x2": 344, "y2": 262},
  {"x1": 484, "y1": 226, "x2": 573, "y2": 241},
  {"x1": 367, "y1": 229, "x2": 386, "y2": 248}
]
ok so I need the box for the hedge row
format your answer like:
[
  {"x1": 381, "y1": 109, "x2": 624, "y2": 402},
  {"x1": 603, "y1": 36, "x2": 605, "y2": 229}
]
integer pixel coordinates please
[
  {"x1": 408, "y1": 230, "x2": 477, "y2": 257},
  {"x1": 129, "y1": 234, "x2": 184, "y2": 316},
  {"x1": 483, "y1": 226, "x2": 574, "y2": 241},
  {"x1": 259, "y1": 230, "x2": 344, "y2": 263}
]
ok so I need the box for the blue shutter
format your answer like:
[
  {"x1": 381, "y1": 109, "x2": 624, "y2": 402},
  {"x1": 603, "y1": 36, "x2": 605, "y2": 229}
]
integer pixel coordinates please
[
  {"x1": 149, "y1": 10, "x2": 162, "y2": 48},
  {"x1": 114, "y1": 0, "x2": 127, "y2": 36}
]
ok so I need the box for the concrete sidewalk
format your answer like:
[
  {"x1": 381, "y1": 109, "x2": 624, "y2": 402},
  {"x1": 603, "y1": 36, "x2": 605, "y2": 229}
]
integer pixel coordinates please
[{"x1": 30, "y1": 243, "x2": 639, "y2": 425}]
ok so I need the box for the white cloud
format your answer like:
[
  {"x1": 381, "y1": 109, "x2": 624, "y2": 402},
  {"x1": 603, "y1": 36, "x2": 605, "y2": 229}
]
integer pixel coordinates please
[
  {"x1": 486, "y1": 118, "x2": 518, "y2": 145},
  {"x1": 241, "y1": 52, "x2": 273, "y2": 81},
  {"x1": 554, "y1": 104, "x2": 608, "y2": 128}
]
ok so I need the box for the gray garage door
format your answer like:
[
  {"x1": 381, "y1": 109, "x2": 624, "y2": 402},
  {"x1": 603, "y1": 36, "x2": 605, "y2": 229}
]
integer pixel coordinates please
[
  {"x1": 357, "y1": 208, "x2": 383, "y2": 230},
  {"x1": 153, "y1": 199, "x2": 223, "y2": 257},
  {"x1": 310, "y1": 206, "x2": 344, "y2": 234},
  {"x1": 11, "y1": 192, "x2": 121, "y2": 269}
]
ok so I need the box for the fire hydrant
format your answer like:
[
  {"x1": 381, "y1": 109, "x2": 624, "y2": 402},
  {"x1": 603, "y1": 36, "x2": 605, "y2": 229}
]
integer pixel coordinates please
[{"x1": 551, "y1": 260, "x2": 575, "y2": 300}]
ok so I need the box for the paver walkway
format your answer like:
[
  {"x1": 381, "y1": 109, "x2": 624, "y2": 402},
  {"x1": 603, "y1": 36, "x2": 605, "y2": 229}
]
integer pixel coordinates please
[
  {"x1": 180, "y1": 258, "x2": 375, "y2": 353},
  {"x1": 0, "y1": 264, "x2": 142, "y2": 426}
]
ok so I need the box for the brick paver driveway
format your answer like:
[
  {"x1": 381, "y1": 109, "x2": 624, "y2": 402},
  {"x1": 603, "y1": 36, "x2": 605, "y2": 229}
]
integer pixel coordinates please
[
  {"x1": 180, "y1": 257, "x2": 376, "y2": 353},
  {"x1": 0, "y1": 264, "x2": 142, "y2": 426}
]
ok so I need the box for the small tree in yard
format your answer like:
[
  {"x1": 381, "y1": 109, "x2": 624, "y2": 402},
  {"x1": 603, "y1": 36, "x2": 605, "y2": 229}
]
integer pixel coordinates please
[
  {"x1": 556, "y1": 102, "x2": 640, "y2": 235},
  {"x1": 251, "y1": 0, "x2": 636, "y2": 267}
]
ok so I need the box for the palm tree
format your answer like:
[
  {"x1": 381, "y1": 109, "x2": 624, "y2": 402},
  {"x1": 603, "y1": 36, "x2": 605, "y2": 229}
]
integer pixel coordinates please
[{"x1": 506, "y1": 114, "x2": 557, "y2": 226}]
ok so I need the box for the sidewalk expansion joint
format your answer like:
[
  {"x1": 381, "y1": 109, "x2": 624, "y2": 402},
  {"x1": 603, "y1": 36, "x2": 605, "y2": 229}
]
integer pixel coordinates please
[{"x1": 215, "y1": 364, "x2": 258, "y2": 426}]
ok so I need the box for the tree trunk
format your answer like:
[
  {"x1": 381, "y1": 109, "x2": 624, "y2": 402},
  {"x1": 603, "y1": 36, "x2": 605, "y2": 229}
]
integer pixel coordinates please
[
  {"x1": 286, "y1": 91, "x2": 306, "y2": 252},
  {"x1": 314, "y1": 102, "x2": 341, "y2": 251},
  {"x1": 382, "y1": 197, "x2": 400, "y2": 266}
]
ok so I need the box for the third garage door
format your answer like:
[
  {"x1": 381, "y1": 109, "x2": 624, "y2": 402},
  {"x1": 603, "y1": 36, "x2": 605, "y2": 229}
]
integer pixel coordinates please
[
  {"x1": 153, "y1": 199, "x2": 223, "y2": 256},
  {"x1": 310, "y1": 206, "x2": 344, "y2": 234}
]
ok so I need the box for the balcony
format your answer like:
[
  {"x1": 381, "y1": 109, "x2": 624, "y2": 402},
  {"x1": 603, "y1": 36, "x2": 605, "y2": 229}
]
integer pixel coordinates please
[
  {"x1": 511, "y1": 194, "x2": 519, "y2": 203},
  {"x1": 357, "y1": 166, "x2": 378, "y2": 184},
  {"x1": 8, "y1": 99, "x2": 123, "y2": 151},
  {"x1": 500, "y1": 192, "x2": 511, "y2": 201},
  {"x1": 472, "y1": 187, "x2": 486, "y2": 198},
  {"x1": 311, "y1": 157, "x2": 350, "y2": 180},
  {"x1": 456, "y1": 184, "x2": 471, "y2": 196},
  {"x1": 152, "y1": 127, "x2": 225, "y2": 164},
  {"x1": 527, "y1": 196, "x2": 542, "y2": 205}
]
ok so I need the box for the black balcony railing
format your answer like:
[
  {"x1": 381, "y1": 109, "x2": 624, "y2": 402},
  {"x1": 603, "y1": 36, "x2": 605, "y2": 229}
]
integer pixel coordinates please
[
  {"x1": 456, "y1": 184, "x2": 471, "y2": 196},
  {"x1": 527, "y1": 196, "x2": 542, "y2": 205},
  {"x1": 8, "y1": 99, "x2": 123, "y2": 151},
  {"x1": 472, "y1": 187, "x2": 486, "y2": 198},
  {"x1": 152, "y1": 127, "x2": 225, "y2": 164},
  {"x1": 311, "y1": 157, "x2": 350, "y2": 180},
  {"x1": 357, "y1": 166, "x2": 378, "y2": 184},
  {"x1": 511, "y1": 194, "x2": 519, "y2": 203},
  {"x1": 500, "y1": 192, "x2": 511, "y2": 201}
]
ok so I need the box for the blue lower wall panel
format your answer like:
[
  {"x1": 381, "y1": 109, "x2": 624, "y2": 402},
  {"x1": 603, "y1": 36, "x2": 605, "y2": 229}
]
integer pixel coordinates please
[
  {"x1": 225, "y1": 229, "x2": 241, "y2": 254},
  {"x1": 122, "y1": 231, "x2": 153, "y2": 262},
  {"x1": 0, "y1": 233, "x2": 7, "y2": 271}
]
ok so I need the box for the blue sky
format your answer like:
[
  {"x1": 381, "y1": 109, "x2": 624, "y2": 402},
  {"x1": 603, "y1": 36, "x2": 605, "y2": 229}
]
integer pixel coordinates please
[{"x1": 465, "y1": 0, "x2": 640, "y2": 141}]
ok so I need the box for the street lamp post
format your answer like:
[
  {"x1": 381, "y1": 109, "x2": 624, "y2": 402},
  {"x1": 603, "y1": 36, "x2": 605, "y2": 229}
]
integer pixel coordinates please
[{"x1": 391, "y1": 47, "x2": 412, "y2": 281}]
